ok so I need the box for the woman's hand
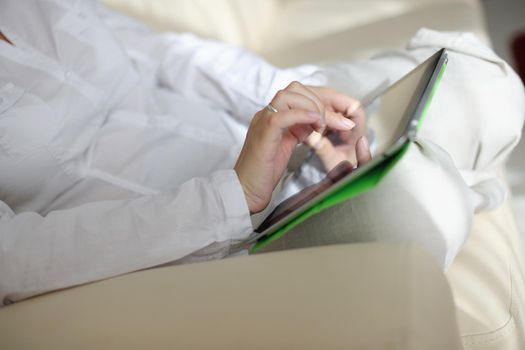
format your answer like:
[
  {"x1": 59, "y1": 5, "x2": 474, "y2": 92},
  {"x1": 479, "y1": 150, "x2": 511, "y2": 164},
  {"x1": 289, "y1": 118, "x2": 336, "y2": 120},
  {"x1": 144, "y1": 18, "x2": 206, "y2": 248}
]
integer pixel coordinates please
[
  {"x1": 234, "y1": 82, "x2": 356, "y2": 213},
  {"x1": 305, "y1": 86, "x2": 372, "y2": 171}
]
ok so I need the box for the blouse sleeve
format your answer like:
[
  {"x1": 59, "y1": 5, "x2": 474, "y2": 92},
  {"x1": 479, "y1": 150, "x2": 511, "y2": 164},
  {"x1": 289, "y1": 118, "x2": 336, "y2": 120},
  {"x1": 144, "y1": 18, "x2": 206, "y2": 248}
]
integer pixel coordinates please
[
  {"x1": 94, "y1": 2, "x2": 327, "y2": 121},
  {"x1": 0, "y1": 169, "x2": 252, "y2": 306}
]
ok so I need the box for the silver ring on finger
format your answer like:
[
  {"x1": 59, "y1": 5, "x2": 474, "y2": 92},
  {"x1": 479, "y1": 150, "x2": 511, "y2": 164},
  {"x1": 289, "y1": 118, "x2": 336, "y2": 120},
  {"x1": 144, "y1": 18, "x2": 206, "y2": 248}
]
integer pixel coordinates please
[{"x1": 266, "y1": 104, "x2": 278, "y2": 113}]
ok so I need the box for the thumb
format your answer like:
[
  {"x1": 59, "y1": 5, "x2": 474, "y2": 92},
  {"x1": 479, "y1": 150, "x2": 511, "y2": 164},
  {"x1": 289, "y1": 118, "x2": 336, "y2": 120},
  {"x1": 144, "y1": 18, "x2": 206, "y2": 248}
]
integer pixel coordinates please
[{"x1": 356, "y1": 136, "x2": 372, "y2": 167}]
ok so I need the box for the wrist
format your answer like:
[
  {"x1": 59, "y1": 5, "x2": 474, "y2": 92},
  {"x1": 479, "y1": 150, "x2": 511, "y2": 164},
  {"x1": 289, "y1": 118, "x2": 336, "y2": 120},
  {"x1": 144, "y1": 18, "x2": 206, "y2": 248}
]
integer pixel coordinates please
[{"x1": 234, "y1": 166, "x2": 268, "y2": 214}]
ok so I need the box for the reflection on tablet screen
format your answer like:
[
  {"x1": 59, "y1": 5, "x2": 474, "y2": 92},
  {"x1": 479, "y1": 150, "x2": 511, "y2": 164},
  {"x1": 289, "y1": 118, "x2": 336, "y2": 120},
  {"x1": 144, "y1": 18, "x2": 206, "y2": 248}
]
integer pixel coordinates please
[{"x1": 256, "y1": 161, "x2": 353, "y2": 232}]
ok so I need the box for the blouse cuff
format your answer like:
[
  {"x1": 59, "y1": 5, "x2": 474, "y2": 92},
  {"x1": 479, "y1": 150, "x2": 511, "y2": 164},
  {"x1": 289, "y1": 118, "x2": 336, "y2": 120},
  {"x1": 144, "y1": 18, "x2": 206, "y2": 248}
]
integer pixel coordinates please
[{"x1": 211, "y1": 169, "x2": 253, "y2": 241}]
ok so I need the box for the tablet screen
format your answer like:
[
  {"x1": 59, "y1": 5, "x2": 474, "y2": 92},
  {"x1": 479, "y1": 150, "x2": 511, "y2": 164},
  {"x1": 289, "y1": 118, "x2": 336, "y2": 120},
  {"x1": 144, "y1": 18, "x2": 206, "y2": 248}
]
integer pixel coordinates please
[
  {"x1": 364, "y1": 51, "x2": 440, "y2": 155},
  {"x1": 256, "y1": 50, "x2": 444, "y2": 233}
]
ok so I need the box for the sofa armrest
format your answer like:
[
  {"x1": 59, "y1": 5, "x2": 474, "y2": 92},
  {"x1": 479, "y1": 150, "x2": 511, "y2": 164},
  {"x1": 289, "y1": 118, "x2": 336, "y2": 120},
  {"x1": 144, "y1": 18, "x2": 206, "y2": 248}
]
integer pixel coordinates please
[{"x1": 0, "y1": 243, "x2": 461, "y2": 350}]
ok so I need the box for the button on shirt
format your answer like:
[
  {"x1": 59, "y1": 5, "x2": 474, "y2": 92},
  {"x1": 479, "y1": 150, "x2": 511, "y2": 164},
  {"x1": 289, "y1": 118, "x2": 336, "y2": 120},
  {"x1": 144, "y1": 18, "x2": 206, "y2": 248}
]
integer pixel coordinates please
[{"x1": 0, "y1": 0, "x2": 325, "y2": 304}]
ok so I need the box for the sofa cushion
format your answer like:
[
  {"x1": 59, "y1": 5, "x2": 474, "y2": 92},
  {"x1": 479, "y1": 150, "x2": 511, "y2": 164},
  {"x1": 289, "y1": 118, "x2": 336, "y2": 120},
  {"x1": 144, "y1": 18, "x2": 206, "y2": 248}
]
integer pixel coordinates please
[{"x1": 101, "y1": 0, "x2": 278, "y2": 50}]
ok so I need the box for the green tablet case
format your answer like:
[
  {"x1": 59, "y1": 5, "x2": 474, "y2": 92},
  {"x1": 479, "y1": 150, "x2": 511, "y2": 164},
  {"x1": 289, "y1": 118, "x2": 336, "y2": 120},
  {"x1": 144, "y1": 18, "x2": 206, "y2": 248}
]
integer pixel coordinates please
[{"x1": 251, "y1": 60, "x2": 447, "y2": 253}]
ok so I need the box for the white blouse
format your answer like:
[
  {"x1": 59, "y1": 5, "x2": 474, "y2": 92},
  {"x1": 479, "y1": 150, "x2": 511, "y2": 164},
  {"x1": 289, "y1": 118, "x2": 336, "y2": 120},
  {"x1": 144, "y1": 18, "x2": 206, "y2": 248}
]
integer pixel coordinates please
[{"x1": 0, "y1": 0, "x2": 325, "y2": 304}]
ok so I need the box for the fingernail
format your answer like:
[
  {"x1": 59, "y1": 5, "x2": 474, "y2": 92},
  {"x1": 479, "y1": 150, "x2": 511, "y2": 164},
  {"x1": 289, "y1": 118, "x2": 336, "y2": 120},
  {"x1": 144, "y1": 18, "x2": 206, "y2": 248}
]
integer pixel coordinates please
[
  {"x1": 358, "y1": 136, "x2": 369, "y2": 150},
  {"x1": 307, "y1": 111, "x2": 320, "y2": 120},
  {"x1": 340, "y1": 117, "x2": 355, "y2": 129},
  {"x1": 347, "y1": 102, "x2": 361, "y2": 114}
]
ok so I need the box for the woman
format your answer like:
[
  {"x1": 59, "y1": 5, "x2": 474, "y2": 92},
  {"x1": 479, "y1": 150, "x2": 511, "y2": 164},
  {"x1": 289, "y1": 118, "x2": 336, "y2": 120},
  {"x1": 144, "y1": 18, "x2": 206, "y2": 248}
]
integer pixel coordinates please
[{"x1": 0, "y1": 0, "x2": 523, "y2": 305}]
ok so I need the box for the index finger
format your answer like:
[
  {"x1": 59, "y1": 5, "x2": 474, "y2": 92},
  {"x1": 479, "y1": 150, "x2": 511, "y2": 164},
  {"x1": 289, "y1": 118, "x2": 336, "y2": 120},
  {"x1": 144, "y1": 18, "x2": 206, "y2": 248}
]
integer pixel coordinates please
[{"x1": 308, "y1": 86, "x2": 361, "y2": 116}]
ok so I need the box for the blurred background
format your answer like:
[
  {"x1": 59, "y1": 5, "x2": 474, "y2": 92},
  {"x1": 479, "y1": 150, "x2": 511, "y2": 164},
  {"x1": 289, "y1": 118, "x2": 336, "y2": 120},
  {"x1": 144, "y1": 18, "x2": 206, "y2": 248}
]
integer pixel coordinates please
[
  {"x1": 483, "y1": 0, "x2": 525, "y2": 242},
  {"x1": 102, "y1": 0, "x2": 525, "y2": 241}
]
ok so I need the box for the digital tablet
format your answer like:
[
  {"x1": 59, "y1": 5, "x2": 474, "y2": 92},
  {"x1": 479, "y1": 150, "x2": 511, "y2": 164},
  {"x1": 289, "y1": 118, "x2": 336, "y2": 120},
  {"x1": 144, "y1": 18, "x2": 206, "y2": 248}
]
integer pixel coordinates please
[{"x1": 250, "y1": 48, "x2": 448, "y2": 252}]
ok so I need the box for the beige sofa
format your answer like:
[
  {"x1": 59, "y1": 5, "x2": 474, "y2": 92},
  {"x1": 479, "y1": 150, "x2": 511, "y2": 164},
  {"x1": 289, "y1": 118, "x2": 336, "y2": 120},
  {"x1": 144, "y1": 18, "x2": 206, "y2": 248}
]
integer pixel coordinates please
[{"x1": 0, "y1": 1, "x2": 523, "y2": 349}]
